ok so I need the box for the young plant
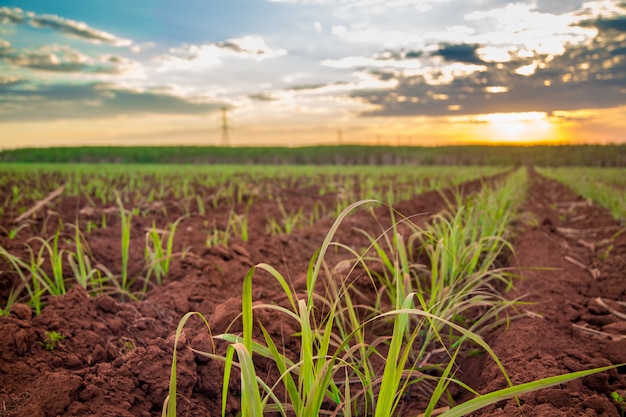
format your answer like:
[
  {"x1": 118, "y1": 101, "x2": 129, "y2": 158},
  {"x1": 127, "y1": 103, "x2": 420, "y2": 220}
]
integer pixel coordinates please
[
  {"x1": 0, "y1": 284, "x2": 24, "y2": 316},
  {"x1": 66, "y1": 223, "x2": 109, "y2": 294},
  {"x1": 308, "y1": 200, "x2": 328, "y2": 225},
  {"x1": 0, "y1": 246, "x2": 44, "y2": 314},
  {"x1": 28, "y1": 229, "x2": 67, "y2": 303},
  {"x1": 163, "y1": 187, "x2": 620, "y2": 417},
  {"x1": 206, "y1": 226, "x2": 230, "y2": 248},
  {"x1": 116, "y1": 196, "x2": 133, "y2": 297},
  {"x1": 228, "y1": 210, "x2": 249, "y2": 242},
  {"x1": 0, "y1": 222, "x2": 30, "y2": 239},
  {"x1": 41, "y1": 330, "x2": 65, "y2": 351},
  {"x1": 144, "y1": 218, "x2": 183, "y2": 289},
  {"x1": 196, "y1": 195, "x2": 206, "y2": 215},
  {"x1": 612, "y1": 391, "x2": 625, "y2": 417},
  {"x1": 267, "y1": 199, "x2": 305, "y2": 235}
]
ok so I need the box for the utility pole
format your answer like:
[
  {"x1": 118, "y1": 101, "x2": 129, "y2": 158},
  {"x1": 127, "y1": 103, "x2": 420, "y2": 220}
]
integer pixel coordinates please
[
  {"x1": 337, "y1": 129, "x2": 343, "y2": 146},
  {"x1": 221, "y1": 107, "x2": 230, "y2": 147}
]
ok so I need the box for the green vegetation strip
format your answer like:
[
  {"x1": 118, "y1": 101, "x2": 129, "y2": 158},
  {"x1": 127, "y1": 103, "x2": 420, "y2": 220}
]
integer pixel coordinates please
[{"x1": 1, "y1": 144, "x2": 625, "y2": 166}]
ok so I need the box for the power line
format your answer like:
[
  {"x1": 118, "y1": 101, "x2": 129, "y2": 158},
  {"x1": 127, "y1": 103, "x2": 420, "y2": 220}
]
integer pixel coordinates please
[{"x1": 221, "y1": 107, "x2": 230, "y2": 147}]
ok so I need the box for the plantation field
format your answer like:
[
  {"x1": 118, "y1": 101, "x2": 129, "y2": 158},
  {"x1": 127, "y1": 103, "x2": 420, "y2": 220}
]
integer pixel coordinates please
[{"x1": 0, "y1": 164, "x2": 625, "y2": 417}]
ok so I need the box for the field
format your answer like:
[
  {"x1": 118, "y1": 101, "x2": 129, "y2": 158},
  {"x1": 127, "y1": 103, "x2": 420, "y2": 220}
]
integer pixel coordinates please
[{"x1": 1, "y1": 162, "x2": 626, "y2": 417}]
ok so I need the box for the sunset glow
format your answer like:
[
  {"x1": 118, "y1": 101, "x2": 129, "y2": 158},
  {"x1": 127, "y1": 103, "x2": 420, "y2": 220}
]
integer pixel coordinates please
[
  {"x1": 481, "y1": 112, "x2": 555, "y2": 144},
  {"x1": 1, "y1": 1, "x2": 625, "y2": 148}
]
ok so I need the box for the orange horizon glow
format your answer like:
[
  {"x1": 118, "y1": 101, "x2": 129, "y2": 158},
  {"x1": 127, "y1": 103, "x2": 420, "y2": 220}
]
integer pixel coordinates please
[
  {"x1": 0, "y1": 106, "x2": 624, "y2": 150},
  {"x1": 460, "y1": 111, "x2": 566, "y2": 145}
]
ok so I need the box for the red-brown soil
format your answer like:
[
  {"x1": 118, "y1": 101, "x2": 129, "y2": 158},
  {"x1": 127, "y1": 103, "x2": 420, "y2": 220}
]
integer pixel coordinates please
[
  {"x1": 1, "y1": 169, "x2": 625, "y2": 417},
  {"x1": 461, "y1": 170, "x2": 626, "y2": 416}
]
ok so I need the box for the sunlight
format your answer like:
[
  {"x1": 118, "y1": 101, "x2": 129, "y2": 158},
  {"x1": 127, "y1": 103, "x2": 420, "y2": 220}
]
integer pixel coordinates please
[{"x1": 478, "y1": 112, "x2": 556, "y2": 144}]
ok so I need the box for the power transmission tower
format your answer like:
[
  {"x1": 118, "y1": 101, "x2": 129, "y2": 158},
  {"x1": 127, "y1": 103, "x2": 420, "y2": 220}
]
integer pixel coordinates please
[{"x1": 221, "y1": 107, "x2": 230, "y2": 147}]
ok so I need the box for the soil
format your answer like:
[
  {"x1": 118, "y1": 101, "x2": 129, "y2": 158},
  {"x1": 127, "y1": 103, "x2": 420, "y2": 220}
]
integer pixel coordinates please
[{"x1": 1, "y1": 168, "x2": 625, "y2": 417}]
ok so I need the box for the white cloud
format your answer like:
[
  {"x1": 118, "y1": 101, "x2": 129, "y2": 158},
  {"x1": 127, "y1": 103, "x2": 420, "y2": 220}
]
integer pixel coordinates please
[
  {"x1": 156, "y1": 36, "x2": 287, "y2": 72},
  {"x1": 476, "y1": 46, "x2": 513, "y2": 62},
  {"x1": 322, "y1": 55, "x2": 422, "y2": 69},
  {"x1": 577, "y1": 0, "x2": 626, "y2": 19},
  {"x1": 423, "y1": 25, "x2": 476, "y2": 43},
  {"x1": 0, "y1": 41, "x2": 139, "y2": 74},
  {"x1": 26, "y1": 12, "x2": 132, "y2": 47},
  {"x1": 0, "y1": 7, "x2": 25, "y2": 24},
  {"x1": 464, "y1": 3, "x2": 597, "y2": 57},
  {"x1": 514, "y1": 61, "x2": 538, "y2": 76}
]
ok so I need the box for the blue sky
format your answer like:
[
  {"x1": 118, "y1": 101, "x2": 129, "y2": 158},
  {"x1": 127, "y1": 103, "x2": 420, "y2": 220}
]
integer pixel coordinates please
[{"x1": 1, "y1": 0, "x2": 625, "y2": 148}]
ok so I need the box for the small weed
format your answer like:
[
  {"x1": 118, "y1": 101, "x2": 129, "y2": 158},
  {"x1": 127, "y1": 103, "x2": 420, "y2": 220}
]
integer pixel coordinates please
[
  {"x1": 598, "y1": 244, "x2": 614, "y2": 261},
  {"x1": 1, "y1": 223, "x2": 30, "y2": 239},
  {"x1": 612, "y1": 392, "x2": 626, "y2": 417},
  {"x1": 42, "y1": 331, "x2": 65, "y2": 351},
  {"x1": 0, "y1": 285, "x2": 23, "y2": 316}
]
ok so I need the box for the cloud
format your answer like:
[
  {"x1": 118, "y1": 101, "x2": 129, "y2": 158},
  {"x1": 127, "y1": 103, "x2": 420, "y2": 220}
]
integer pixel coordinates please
[
  {"x1": 248, "y1": 92, "x2": 277, "y2": 101},
  {"x1": 0, "y1": 41, "x2": 136, "y2": 74},
  {"x1": 218, "y1": 36, "x2": 286, "y2": 57},
  {"x1": 0, "y1": 74, "x2": 23, "y2": 87},
  {"x1": 26, "y1": 13, "x2": 132, "y2": 46},
  {"x1": 433, "y1": 43, "x2": 483, "y2": 63},
  {"x1": 580, "y1": 16, "x2": 626, "y2": 31},
  {"x1": 463, "y1": 3, "x2": 596, "y2": 58},
  {"x1": 322, "y1": 48, "x2": 425, "y2": 69},
  {"x1": 0, "y1": 7, "x2": 131, "y2": 46},
  {"x1": 156, "y1": 36, "x2": 287, "y2": 72},
  {"x1": 0, "y1": 7, "x2": 25, "y2": 24},
  {"x1": 0, "y1": 81, "x2": 224, "y2": 121},
  {"x1": 287, "y1": 81, "x2": 349, "y2": 91},
  {"x1": 348, "y1": 18, "x2": 626, "y2": 118}
]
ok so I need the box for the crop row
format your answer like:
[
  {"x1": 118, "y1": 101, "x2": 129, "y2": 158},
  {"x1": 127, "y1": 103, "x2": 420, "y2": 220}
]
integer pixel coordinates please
[
  {"x1": 0, "y1": 164, "x2": 504, "y2": 219},
  {"x1": 1, "y1": 165, "x2": 619, "y2": 416},
  {"x1": 165, "y1": 168, "x2": 616, "y2": 416},
  {"x1": 537, "y1": 167, "x2": 626, "y2": 223},
  {"x1": 0, "y1": 165, "x2": 504, "y2": 315}
]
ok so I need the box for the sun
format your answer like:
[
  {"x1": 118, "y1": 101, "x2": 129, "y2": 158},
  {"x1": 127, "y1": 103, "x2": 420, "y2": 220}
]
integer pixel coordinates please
[{"x1": 479, "y1": 112, "x2": 557, "y2": 144}]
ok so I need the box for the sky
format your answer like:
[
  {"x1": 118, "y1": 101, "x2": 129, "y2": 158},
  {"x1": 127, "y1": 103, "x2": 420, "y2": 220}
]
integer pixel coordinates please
[{"x1": 0, "y1": 0, "x2": 625, "y2": 148}]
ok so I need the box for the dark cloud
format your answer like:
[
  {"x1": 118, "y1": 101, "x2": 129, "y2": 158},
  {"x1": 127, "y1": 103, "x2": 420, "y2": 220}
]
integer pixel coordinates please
[
  {"x1": 352, "y1": 26, "x2": 626, "y2": 118},
  {"x1": 287, "y1": 81, "x2": 348, "y2": 91},
  {"x1": 368, "y1": 70, "x2": 396, "y2": 81},
  {"x1": 0, "y1": 7, "x2": 25, "y2": 24},
  {"x1": 219, "y1": 41, "x2": 244, "y2": 53},
  {"x1": 432, "y1": 43, "x2": 483, "y2": 64},
  {"x1": 0, "y1": 82, "x2": 224, "y2": 121},
  {"x1": 248, "y1": 92, "x2": 276, "y2": 101},
  {"x1": 288, "y1": 83, "x2": 328, "y2": 91},
  {"x1": 580, "y1": 16, "x2": 626, "y2": 32}
]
